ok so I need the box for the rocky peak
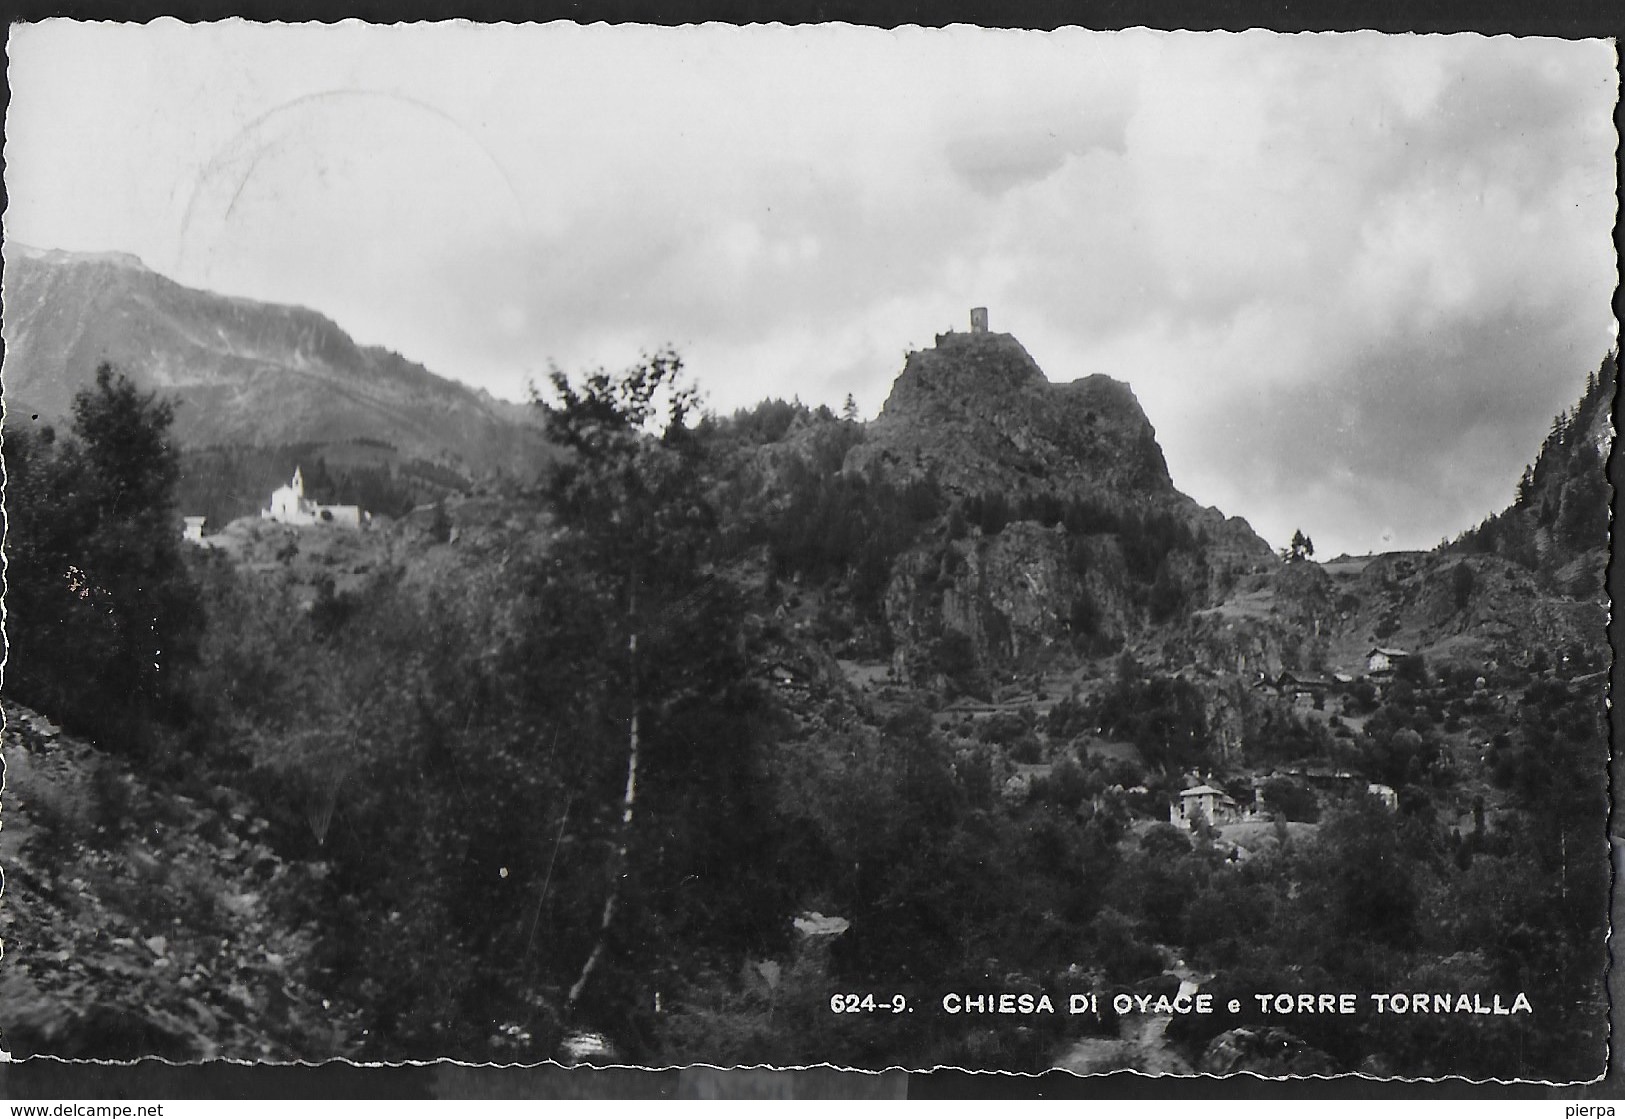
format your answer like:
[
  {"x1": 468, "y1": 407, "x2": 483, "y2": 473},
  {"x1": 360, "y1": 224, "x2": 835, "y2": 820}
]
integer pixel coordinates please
[
  {"x1": 845, "y1": 325, "x2": 1173, "y2": 505},
  {"x1": 884, "y1": 329, "x2": 1049, "y2": 403}
]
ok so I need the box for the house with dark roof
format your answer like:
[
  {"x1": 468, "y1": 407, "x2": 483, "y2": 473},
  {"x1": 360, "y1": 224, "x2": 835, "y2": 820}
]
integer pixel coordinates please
[
  {"x1": 1366, "y1": 647, "x2": 1408, "y2": 675},
  {"x1": 1170, "y1": 784, "x2": 1242, "y2": 830}
]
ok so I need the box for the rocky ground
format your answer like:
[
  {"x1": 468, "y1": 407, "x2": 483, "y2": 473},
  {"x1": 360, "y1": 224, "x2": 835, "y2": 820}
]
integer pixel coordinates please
[{"x1": 0, "y1": 700, "x2": 360, "y2": 1060}]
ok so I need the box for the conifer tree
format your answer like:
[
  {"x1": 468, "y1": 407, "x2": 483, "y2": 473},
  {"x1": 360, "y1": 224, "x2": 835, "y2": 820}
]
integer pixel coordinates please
[
  {"x1": 3, "y1": 363, "x2": 202, "y2": 747},
  {"x1": 1284, "y1": 528, "x2": 1314, "y2": 563}
]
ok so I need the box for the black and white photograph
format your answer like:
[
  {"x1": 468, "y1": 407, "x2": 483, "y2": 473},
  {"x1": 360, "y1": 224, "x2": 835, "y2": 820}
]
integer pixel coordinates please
[{"x1": 0, "y1": 20, "x2": 1616, "y2": 1089}]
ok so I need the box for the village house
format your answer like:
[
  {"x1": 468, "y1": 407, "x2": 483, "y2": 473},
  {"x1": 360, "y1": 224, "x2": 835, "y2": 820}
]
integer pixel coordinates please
[
  {"x1": 1253, "y1": 669, "x2": 1350, "y2": 712},
  {"x1": 262, "y1": 466, "x2": 368, "y2": 528},
  {"x1": 1170, "y1": 783, "x2": 1243, "y2": 830},
  {"x1": 1275, "y1": 669, "x2": 1334, "y2": 693},
  {"x1": 1367, "y1": 783, "x2": 1400, "y2": 810},
  {"x1": 181, "y1": 515, "x2": 207, "y2": 544},
  {"x1": 1280, "y1": 669, "x2": 1341, "y2": 709},
  {"x1": 1366, "y1": 647, "x2": 1408, "y2": 675}
]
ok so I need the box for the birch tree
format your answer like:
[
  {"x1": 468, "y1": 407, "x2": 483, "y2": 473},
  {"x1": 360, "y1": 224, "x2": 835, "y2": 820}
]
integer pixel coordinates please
[{"x1": 535, "y1": 352, "x2": 708, "y2": 1011}]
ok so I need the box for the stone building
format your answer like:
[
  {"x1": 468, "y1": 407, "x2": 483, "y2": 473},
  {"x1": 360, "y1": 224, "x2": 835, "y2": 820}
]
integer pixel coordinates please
[
  {"x1": 1170, "y1": 784, "x2": 1242, "y2": 830},
  {"x1": 262, "y1": 466, "x2": 367, "y2": 528}
]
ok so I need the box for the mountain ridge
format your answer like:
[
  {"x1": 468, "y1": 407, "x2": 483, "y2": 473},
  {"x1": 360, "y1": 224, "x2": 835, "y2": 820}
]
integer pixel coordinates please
[{"x1": 1, "y1": 245, "x2": 547, "y2": 478}]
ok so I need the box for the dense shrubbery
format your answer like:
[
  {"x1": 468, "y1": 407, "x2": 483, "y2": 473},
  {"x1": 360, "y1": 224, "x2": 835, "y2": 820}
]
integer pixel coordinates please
[
  {"x1": 1097, "y1": 671, "x2": 1607, "y2": 1081},
  {"x1": 3, "y1": 365, "x2": 204, "y2": 751},
  {"x1": 762, "y1": 461, "x2": 944, "y2": 617},
  {"x1": 960, "y1": 490, "x2": 1199, "y2": 586},
  {"x1": 1258, "y1": 775, "x2": 1319, "y2": 822},
  {"x1": 1245, "y1": 706, "x2": 1339, "y2": 769},
  {"x1": 719, "y1": 396, "x2": 827, "y2": 445},
  {"x1": 1093, "y1": 671, "x2": 1211, "y2": 773},
  {"x1": 5, "y1": 356, "x2": 1608, "y2": 1078}
]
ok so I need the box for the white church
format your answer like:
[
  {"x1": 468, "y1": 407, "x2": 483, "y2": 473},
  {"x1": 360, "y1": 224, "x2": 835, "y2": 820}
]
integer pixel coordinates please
[{"x1": 262, "y1": 466, "x2": 368, "y2": 528}]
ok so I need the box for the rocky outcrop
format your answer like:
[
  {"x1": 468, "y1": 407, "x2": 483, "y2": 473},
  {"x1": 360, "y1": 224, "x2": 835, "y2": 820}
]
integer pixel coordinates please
[
  {"x1": 1193, "y1": 507, "x2": 1281, "y2": 593},
  {"x1": 885, "y1": 523, "x2": 1091, "y2": 679},
  {"x1": 844, "y1": 328, "x2": 1278, "y2": 679},
  {"x1": 844, "y1": 331, "x2": 1174, "y2": 505}
]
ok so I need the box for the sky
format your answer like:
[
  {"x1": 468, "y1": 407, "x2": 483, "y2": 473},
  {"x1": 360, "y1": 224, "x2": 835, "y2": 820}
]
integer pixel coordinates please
[{"x1": 4, "y1": 22, "x2": 1617, "y2": 555}]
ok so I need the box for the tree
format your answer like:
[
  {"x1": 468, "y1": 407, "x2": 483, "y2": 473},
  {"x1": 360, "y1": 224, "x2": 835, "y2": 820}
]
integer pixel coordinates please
[
  {"x1": 1147, "y1": 558, "x2": 1186, "y2": 624},
  {"x1": 428, "y1": 500, "x2": 453, "y2": 544},
  {"x1": 1450, "y1": 561, "x2": 1475, "y2": 611},
  {"x1": 1096, "y1": 672, "x2": 1209, "y2": 772},
  {"x1": 841, "y1": 393, "x2": 860, "y2": 423},
  {"x1": 532, "y1": 352, "x2": 780, "y2": 1024},
  {"x1": 1393, "y1": 653, "x2": 1429, "y2": 688},
  {"x1": 1260, "y1": 775, "x2": 1320, "y2": 823},
  {"x1": 1298, "y1": 799, "x2": 1418, "y2": 949},
  {"x1": 1284, "y1": 529, "x2": 1315, "y2": 563},
  {"x1": 1515, "y1": 465, "x2": 1536, "y2": 506},
  {"x1": 3, "y1": 364, "x2": 202, "y2": 748},
  {"x1": 537, "y1": 351, "x2": 700, "y2": 1008}
]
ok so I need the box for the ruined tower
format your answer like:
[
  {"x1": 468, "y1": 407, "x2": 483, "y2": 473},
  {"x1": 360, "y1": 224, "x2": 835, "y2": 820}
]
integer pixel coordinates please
[{"x1": 970, "y1": 306, "x2": 989, "y2": 333}]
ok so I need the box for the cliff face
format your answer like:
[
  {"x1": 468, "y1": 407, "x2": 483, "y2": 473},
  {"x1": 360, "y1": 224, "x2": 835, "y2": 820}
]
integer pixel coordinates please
[
  {"x1": 838, "y1": 327, "x2": 1278, "y2": 681},
  {"x1": 885, "y1": 523, "x2": 1084, "y2": 673}
]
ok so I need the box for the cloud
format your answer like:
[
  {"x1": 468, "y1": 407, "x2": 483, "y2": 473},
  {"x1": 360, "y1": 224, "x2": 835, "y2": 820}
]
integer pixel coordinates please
[
  {"x1": 940, "y1": 33, "x2": 1616, "y2": 554},
  {"x1": 5, "y1": 24, "x2": 1614, "y2": 555},
  {"x1": 944, "y1": 105, "x2": 1130, "y2": 198}
]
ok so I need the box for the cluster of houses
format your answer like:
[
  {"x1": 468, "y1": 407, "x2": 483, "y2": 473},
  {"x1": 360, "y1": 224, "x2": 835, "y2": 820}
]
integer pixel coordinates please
[
  {"x1": 1175, "y1": 648, "x2": 1416, "y2": 830},
  {"x1": 1249, "y1": 647, "x2": 1415, "y2": 709},
  {"x1": 1170, "y1": 772, "x2": 1399, "y2": 831}
]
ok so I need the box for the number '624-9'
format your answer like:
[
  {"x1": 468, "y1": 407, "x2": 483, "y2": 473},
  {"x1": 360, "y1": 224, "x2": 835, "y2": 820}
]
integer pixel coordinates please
[{"x1": 829, "y1": 994, "x2": 909, "y2": 1014}]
